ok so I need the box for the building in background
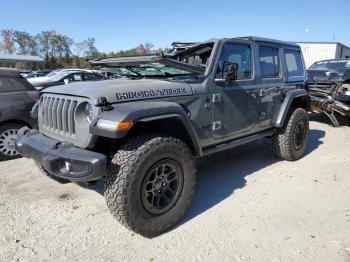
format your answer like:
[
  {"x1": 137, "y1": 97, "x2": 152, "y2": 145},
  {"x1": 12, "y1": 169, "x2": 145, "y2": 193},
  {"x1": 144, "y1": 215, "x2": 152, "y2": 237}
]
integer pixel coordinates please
[
  {"x1": 297, "y1": 42, "x2": 350, "y2": 68},
  {"x1": 0, "y1": 54, "x2": 44, "y2": 69}
]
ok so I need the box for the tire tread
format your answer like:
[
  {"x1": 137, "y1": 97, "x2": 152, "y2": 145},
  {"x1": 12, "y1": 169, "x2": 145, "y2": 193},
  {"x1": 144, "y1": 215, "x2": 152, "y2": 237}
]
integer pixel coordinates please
[
  {"x1": 104, "y1": 135, "x2": 195, "y2": 237},
  {"x1": 272, "y1": 108, "x2": 309, "y2": 161}
]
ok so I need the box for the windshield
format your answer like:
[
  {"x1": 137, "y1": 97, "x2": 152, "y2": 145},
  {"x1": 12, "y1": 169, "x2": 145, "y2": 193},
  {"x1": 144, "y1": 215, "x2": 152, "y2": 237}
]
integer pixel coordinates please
[
  {"x1": 309, "y1": 60, "x2": 350, "y2": 72},
  {"x1": 46, "y1": 69, "x2": 64, "y2": 77},
  {"x1": 48, "y1": 71, "x2": 74, "y2": 82},
  {"x1": 93, "y1": 41, "x2": 215, "y2": 78},
  {"x1": 102, "y1": 64, "x2": 193, "y2": 77}
]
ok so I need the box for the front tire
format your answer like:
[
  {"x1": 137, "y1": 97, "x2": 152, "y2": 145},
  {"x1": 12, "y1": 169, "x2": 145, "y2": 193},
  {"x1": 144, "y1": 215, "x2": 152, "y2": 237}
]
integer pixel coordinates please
[
  {"x1": 104, "y1": 135, "x2": 196, "y2": 237},
  {"x1": 272, "y1": 108, "x2": 309, "y2": 161}
]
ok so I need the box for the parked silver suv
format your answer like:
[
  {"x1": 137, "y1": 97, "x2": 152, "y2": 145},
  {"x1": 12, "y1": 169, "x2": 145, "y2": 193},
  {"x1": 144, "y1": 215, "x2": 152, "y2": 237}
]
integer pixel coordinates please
[{"x1": 0, "y1": 68, "x2": 38, "y2": 160}]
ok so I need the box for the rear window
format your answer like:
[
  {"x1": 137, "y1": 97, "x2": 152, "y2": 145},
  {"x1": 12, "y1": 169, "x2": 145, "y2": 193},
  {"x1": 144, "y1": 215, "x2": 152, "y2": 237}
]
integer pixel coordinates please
[
  {"x1": 0, "y1": 76, "x2": 34, "y2": 93},
  {"x1": 285, "y1": 49, "x2": 304, "y2": 77}
]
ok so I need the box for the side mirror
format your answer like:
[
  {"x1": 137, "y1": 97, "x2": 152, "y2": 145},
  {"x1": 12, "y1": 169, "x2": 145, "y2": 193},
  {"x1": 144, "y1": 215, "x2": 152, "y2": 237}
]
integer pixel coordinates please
[
  {"x1": 64, "y1": 78, "x2": 70, "y2": 84},
  {"x1": 223, "y1": 62, "x2": 238, "y2": 81}
]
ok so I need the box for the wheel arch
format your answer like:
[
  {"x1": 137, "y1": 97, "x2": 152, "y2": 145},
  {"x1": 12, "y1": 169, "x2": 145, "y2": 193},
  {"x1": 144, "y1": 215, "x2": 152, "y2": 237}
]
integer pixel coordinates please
[
  {"x1": 0, "y1": 119, "x2": 33, "y2": 129},
  {"x1": 128, "y1": 114, "x2": 202, "y2": 156},
  {"x1": 91, "y1": 101, "x2": 202, "y2": 156},
  {"x1": 274, "y1": 89, "x2": 310, "y2": 128}
]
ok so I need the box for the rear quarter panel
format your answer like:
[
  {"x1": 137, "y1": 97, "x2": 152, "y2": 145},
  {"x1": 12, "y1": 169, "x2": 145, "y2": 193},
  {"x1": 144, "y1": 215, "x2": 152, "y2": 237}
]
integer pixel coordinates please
[{"x1": 0, "y1": 92, "x2": 37, "y2": 127}]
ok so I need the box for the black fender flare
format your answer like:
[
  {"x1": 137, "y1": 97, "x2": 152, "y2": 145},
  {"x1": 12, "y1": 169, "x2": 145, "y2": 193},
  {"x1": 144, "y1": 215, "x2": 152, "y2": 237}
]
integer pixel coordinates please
[
  {"x1": 274, "y1": 89, "x2": 309, "y2": 128},
  {"x1": 90, "y1": 101, "x2": 202, "y2": 155}
]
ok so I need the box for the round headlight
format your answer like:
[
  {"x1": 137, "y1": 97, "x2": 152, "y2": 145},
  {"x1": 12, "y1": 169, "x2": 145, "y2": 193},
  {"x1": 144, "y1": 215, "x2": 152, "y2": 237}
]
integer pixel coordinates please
[{"x1": 85, "y1": 103, "x2": 94, "y2": 123}]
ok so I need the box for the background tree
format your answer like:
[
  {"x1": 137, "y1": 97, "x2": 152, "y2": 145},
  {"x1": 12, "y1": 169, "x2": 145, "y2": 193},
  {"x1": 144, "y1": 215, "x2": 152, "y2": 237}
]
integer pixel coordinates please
[
  {"x1": 13, "y1": 30, "x2": 38, "y2": 56},
  {"x1": 1, "y1": 29, "x2": 15, "y2": 54},
  {"x1": 36, "y1": 30, "x2": 53, "y2": 67},
  {"x1": 138, "y1": 42, "x2": 154, "y2": 55},
  {"x1": 84, "y1": 37, "x2": 99, "y2": 58},
  {"x1": 0, "y1": 28, "x2": 157, "y2": 69},
  {"x1": 74, "y1": 40, "x2": 88, "y2": 57}
]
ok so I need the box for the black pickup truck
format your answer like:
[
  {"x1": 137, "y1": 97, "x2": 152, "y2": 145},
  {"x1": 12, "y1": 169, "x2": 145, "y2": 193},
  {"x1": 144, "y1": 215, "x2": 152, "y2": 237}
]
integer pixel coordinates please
[{"x1": 307, "y1": 59, "x2": 350, "y2": 126}]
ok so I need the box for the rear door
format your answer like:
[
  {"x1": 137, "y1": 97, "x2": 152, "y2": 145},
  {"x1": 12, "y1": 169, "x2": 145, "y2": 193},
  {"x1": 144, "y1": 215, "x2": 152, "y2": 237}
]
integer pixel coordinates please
[{"x1": 255, "y1": 43, "x2": 285, "y2": 127}]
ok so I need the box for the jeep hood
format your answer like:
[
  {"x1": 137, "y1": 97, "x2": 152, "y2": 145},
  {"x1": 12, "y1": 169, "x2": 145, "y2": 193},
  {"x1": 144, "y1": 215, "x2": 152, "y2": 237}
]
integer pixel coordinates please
[{"x1": 43, "y1": 78, "x2": 193, "y2": 104}]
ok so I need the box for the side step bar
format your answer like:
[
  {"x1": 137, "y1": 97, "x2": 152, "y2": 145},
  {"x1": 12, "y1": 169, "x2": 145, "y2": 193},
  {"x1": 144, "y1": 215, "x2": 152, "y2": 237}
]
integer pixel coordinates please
[{"x1": 202, "y1": 129, "x2": 274, "y2": 156}]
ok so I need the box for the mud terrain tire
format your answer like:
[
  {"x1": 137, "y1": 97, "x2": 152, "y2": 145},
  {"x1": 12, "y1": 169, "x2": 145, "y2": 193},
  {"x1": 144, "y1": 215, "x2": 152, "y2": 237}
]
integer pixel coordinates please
[
  {"x1": 104, "y1": 135, "x2": 196, "y2": 237},
  {"x1": 272, "y1": 108, "x2": 309, "y2": 161}
]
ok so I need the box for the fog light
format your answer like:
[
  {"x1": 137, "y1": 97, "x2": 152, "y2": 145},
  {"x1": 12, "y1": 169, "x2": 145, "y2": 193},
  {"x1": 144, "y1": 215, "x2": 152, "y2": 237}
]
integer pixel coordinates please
[
  {"x1": 58, "y1": 160, "x2": 91, "y2": 177},
  {"x1": 59, "y1": 161, "x2": 71, "y2": 174}
]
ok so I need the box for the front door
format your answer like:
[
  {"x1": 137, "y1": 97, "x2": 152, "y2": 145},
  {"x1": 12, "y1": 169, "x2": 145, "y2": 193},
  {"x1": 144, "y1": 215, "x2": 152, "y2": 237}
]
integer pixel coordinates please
[{"x1": 211, "y1": 40, "x2": 260, "y2": 140}]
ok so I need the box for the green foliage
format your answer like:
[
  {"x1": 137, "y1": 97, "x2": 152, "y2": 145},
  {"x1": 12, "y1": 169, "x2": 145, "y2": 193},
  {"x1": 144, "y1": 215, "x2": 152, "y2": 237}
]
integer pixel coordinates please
[{"x1": 0, "y1": 29, "x2": 159, "y2": 70}]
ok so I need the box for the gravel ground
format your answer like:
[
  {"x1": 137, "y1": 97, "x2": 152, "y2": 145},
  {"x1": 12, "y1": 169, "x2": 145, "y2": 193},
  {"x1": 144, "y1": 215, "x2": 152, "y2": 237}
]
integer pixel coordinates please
[{"x1": 0, "y1": 115, "x2": 349, "y2": 262}]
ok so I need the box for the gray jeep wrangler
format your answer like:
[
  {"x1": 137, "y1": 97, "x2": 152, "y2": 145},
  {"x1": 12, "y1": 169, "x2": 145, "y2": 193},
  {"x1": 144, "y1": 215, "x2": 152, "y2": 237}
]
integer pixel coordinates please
[{"x1": 16, "y1": 36, "x2": 309, "y2": 237}]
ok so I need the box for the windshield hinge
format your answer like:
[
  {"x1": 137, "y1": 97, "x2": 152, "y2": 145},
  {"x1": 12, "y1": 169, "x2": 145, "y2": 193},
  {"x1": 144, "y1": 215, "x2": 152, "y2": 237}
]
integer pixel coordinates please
[{"x1": 97, "y1": 96, "x2": 113, "y2": 111}]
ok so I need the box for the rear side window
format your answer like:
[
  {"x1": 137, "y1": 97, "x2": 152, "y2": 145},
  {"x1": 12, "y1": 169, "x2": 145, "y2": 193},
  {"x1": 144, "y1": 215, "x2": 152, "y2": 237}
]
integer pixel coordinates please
[
  {"x1": 285, "y1": 49, "x2": 304, "y2": 77},
  {"x1": 259, "y1": 46, "x2": 280, "y2": 78},
  {"x1": 0, "y1": 76, "x2": 34, "y2": 93}
]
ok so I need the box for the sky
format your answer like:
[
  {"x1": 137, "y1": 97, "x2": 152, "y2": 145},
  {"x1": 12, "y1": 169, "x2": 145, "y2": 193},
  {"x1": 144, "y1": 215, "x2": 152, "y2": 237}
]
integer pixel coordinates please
[{"x1": 1, "y1": 0, "x2": 349, "y2": 53}]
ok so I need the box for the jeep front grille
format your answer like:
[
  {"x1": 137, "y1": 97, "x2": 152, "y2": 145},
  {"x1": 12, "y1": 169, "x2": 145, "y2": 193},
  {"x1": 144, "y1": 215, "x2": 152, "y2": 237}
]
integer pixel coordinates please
[{"x1": 40, "y1": 95, "x2": 78, "y2": 136}]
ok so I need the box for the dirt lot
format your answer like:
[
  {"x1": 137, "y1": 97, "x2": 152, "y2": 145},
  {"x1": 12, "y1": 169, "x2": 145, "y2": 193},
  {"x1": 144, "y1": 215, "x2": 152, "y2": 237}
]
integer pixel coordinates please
[{"x1": 0, "y1": 114, "x2": 349, "y2": 262}]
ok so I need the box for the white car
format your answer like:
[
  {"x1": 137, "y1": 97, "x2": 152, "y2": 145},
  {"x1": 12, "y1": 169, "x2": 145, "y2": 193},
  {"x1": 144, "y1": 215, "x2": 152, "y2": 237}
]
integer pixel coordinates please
[{"x1": 28, "y1": 69, "x2": 90, "y2": 85}]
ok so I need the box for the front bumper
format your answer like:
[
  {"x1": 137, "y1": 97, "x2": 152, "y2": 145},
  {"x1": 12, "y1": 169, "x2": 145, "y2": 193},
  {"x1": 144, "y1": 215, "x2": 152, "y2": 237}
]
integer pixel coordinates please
[{"x1": 15, "y1": 127, "x2": 106, "y2": 181}]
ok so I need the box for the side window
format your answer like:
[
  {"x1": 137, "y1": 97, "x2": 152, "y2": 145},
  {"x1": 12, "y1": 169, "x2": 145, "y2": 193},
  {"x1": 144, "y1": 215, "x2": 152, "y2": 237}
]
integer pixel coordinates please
[
  {"x1": 83, "y1": 73, "x2": 98, "y2": 81},
  {"x1": 0, "y1": 76, "x2": 33, "y2": 93},
  {"x1": 66, "y1": 73, "x2": 82, "y2": 82},
  {"x1": 259, "y1": 46, "x2": 280, "y2": 78},
  {"x1": 285, "y1": 49, "x2": 304, "y2": 77},
  {"x1": 72, "y1": 73, "x2": 82, "y2": 81},
  {"x1": 216, "y1": 44, "x2": 252, "y2": 80}
]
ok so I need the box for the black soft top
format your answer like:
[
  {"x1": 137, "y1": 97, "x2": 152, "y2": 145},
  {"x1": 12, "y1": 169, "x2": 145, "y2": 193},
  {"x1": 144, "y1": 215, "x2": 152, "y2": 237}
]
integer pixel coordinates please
[
  {"x1": 0, "y1": 67, "x2": 20, "y2": 77},
  {"x1": 236, "y1": 36, "x2": 300, "y2": 48}
]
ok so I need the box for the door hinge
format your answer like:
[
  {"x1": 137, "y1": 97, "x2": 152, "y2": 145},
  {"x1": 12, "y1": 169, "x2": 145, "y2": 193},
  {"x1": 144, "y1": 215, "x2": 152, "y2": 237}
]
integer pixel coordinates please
[
  {"x1": 212, "y1": 121, "x2": 223, "y2": 131},
  {"x1": 212, "y1": 93, "x2": 222, "y2": 103}
]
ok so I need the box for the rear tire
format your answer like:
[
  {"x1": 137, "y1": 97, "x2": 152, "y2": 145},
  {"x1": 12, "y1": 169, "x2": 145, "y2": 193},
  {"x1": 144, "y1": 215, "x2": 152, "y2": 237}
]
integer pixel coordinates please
[
  {"x1": 0, "y1": 123, "x2": 24, "y2": 161},
  {"x1": 104, "y1": 135, "x2": 196, "y2": 237},
  {"x1": 35, "y1": 161, "x2": 70, "y2": 184},
  {"x1": 272, "y1": 108, "x2": 309, "y2": 161}
]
